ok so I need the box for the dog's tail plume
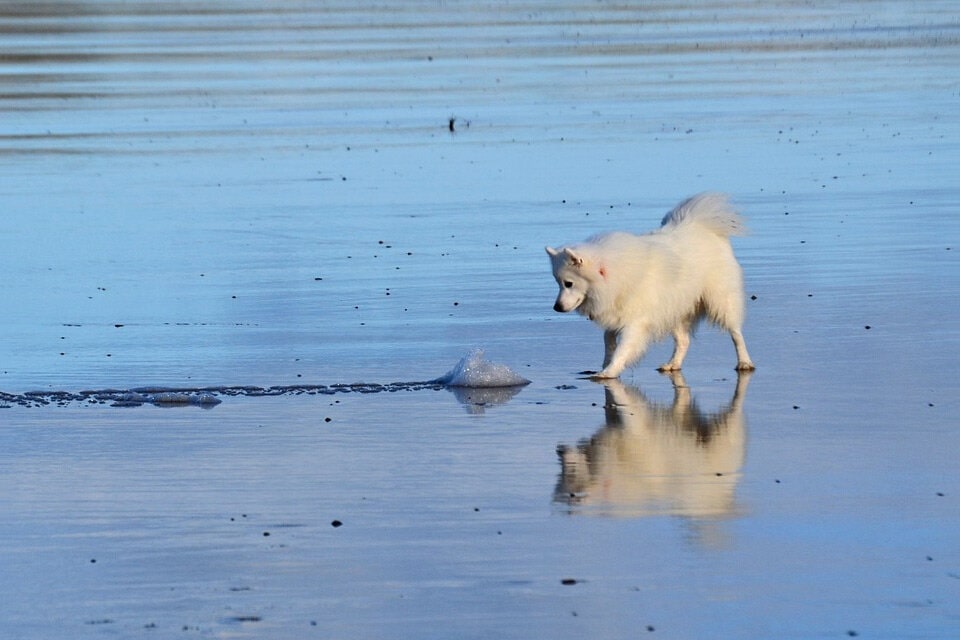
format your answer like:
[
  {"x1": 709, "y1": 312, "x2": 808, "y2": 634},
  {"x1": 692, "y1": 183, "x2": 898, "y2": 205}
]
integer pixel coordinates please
[{"x1": 661, "y1": 192, "x2": 747, "y2": 237}]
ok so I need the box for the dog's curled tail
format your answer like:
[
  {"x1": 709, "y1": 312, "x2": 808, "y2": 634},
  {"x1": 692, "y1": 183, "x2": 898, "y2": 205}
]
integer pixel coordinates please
[{"x1": 660, "y1": 192, "x2": 747, "y2": 237}]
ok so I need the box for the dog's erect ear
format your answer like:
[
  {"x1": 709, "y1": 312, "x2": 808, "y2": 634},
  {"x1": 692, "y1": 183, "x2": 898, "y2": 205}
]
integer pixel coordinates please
[
  {"x1": 563, "y1": 247, "x2": 584, "y2": 267},
  {"x1": 546, "y1": 246, "x2": 584, "y2": 267}
]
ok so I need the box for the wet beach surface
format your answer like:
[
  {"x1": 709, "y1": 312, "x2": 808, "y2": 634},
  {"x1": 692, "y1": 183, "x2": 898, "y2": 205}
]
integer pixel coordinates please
[{"x1": 2, "y1": 2, "x2": 960, "y2": 638}]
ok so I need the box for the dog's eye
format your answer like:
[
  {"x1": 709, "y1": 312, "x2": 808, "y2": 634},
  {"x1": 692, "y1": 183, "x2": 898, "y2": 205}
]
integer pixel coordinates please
[{"x1": 563, "y1": 281, "x2": 574, "y2": 289}]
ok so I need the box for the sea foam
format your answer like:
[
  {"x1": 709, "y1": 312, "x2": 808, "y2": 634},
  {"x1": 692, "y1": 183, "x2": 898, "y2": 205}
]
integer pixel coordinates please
[
  {"x1": 434, "y1": 348, "x2": 531, "y2": 388},
  {"x1": 0, "y1": 350, "x2": 530, "y2": 408}
]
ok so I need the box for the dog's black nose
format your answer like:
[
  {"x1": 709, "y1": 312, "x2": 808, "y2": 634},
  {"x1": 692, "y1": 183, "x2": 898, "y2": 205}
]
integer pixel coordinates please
[{"x1": 553, "y1": 301, "x2": 564, "y2": 312}]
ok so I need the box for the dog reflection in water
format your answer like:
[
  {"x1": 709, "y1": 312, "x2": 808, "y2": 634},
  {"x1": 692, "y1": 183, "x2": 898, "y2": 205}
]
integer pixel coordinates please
[{"x1": 555, "y1": 372, "x2": 750, "y2": 520}]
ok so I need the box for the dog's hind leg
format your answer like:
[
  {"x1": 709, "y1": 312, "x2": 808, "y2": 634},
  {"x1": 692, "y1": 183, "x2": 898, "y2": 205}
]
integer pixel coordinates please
[
  {"x1": 730, "y1": 328, "x2": 755, "y2": 371},
  {"x1": 596, "y1": 325, "x2": 649, "y2": 379},
  {"x1": 658, "y1": 324, "x2": 691, "y2": 372},
  {"x1": 705, "y1": 287, "x2": 755, "y2": 371}
]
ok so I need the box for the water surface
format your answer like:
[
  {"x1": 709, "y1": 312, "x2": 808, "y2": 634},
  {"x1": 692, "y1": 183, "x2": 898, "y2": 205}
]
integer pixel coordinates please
[{"x1": 1, "y1": 2, "x2": 959, "y2": 638}]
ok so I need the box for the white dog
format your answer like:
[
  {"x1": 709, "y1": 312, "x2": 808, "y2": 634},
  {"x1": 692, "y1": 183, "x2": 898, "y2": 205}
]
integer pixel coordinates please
[{"x1": 546, "y1": 193, "x2": 755, "y2": 378}]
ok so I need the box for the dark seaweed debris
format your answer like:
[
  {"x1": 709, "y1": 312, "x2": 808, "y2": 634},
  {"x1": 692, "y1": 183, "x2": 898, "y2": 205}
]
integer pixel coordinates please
[{"x1": 0, "y1": 381, "x2": 447, "y2": 409}]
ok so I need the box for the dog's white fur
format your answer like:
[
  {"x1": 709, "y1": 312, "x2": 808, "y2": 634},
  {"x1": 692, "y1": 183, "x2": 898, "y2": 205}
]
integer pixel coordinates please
[{"x1": 546, "y1": 192, "x2": 755, "y2": 378}]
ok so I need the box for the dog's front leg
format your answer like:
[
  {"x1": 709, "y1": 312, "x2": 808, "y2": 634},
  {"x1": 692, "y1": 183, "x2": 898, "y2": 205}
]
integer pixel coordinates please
[
  {"x1": 596, "y1": 326, "x2": 648, "y2": 379},
  {"x1": 602, "y1": 330, "x2": 619, "y2": 368}
]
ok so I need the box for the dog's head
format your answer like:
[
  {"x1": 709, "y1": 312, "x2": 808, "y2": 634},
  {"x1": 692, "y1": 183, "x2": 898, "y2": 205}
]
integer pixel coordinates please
[{"x1": 546, "y1": 246, "x2": 598, "y2": 313}]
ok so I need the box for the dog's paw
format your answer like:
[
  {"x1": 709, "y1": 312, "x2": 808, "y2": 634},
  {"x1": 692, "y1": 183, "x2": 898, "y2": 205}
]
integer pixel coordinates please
[
  {"x1": 736, "y1": 361, "x2": 756, "y2": 371},
  {"x1": 580, "y1": 370, "x2": 615, "y2": 381},
  {"x1": 590, "y1": 369, "x2": 620, "y2": 380},
  {"x1": 657, "y1": 363, "x2": 681, "y2": 372}
]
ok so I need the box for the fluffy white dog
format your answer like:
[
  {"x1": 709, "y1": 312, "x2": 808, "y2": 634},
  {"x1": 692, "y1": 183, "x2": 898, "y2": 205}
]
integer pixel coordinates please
[{"x1": 546, "y1": 193, "x2": 755, "y2": 378}]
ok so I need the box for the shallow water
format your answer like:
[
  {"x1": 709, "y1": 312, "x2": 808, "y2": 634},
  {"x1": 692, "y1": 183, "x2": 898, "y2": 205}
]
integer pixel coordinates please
[{"x1": 2, "y1": 2, "x2": 960, "y2": 638}]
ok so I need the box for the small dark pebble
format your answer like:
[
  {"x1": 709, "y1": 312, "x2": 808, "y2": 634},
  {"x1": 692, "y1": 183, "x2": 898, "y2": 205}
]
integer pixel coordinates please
[
  {"x1": 561, "y1": 578, "x2": 578, "y2": 585},
  {"x1": 647, "y1": 625, "x2": 656, "y2": 632},
  {"x1": 864, "y1": 325, "x2": 871, "y2": 330},
  {"x1": 331, "y1": 520, "x2": 343, "y2": 528},
  {"x1": 324, "y1": 417, "x2": 332, "y2": 423},
  {"x1": 847, "y1": 632, "x2": 858, "y2": 638},
  {"x1": 262, "y1": 531, "x2": 270, "y2": 537},
  {"x1": 750, "y1": 294, "x2": 757, "y2": 300}
]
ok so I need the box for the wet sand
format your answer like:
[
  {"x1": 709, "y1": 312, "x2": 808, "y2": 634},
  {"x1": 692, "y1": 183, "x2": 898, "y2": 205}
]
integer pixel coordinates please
[{"x1": 2, "y1": 2, "x2": 959, "y2": 638}]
